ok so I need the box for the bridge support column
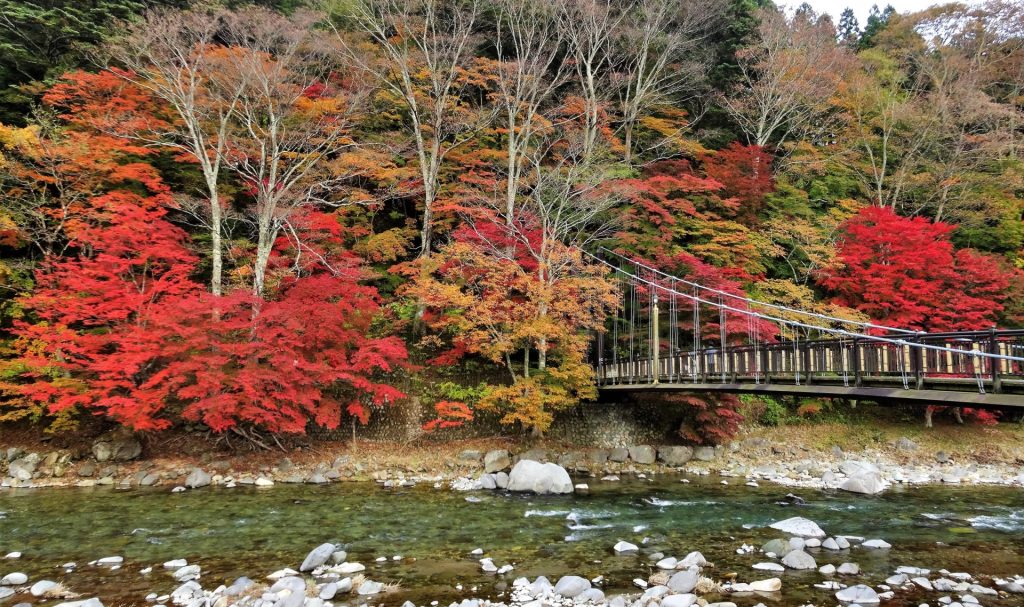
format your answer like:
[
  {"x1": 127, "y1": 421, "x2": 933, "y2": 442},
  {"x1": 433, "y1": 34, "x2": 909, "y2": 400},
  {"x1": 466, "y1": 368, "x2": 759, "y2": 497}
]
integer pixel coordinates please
[{"x1": 651, "y1": 292, "x2": 659, "y2": 385}]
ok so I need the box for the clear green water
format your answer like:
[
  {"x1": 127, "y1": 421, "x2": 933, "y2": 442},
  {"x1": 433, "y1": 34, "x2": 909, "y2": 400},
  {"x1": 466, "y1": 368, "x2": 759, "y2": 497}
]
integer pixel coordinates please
[{"x1": 0, "y1": 476, "x2": 1022, "y2": 606}]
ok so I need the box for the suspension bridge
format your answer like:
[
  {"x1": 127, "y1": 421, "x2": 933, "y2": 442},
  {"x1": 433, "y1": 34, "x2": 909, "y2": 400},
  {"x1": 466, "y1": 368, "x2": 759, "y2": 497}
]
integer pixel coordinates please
[{"x1": 586, "y1": 249, "x2": 1024, "y2": 408}]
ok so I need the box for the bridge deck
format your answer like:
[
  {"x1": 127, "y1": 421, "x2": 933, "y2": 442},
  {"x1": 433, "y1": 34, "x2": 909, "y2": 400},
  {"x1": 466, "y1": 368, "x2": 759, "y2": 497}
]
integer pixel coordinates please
[{"x1": 598, "y1": 378, "x2": 1024, "y2": 408}]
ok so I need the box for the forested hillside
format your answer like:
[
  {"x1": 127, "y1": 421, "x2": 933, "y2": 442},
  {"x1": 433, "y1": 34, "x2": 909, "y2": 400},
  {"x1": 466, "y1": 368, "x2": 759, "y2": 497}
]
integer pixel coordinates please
[{"x1": 1, "y1": 0, "x2": 1022, "y2": 442}]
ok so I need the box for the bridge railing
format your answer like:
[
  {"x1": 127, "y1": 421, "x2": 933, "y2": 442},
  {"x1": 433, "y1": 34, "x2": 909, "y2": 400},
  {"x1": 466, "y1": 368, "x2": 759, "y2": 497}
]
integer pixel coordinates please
[{"x1": 595, "y1": 329, "x2": 1024, "y2": 395}]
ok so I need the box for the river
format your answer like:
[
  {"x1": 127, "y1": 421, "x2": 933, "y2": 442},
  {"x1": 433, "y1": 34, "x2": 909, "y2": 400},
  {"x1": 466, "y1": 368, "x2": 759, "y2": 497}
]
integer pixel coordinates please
[{"x1": 0, "y1": 476, "x2": 1022, "y2": 605}]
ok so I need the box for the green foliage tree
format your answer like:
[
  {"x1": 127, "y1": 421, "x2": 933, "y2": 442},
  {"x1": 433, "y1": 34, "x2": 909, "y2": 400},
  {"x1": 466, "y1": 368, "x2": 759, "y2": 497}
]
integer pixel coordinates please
[{"x1": 837, "y1": 7, "x2": 859, "y2": 48}]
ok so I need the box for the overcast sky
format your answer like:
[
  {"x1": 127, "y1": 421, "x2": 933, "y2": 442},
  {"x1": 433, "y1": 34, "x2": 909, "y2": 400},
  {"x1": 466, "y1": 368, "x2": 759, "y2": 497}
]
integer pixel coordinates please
[{"x1": 790, "y1": 1, "x2": 973, "y2": 25}]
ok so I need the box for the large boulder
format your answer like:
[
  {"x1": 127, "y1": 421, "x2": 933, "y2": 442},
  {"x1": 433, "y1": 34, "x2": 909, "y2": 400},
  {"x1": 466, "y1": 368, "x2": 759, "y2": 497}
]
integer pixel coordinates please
[
  {"x1": 507, "y1": 460, "x2": 573, "y2": 494},
  {"x1": 768, "y1": 517, "x2": 826, "y2": 538},
  {"x1": 840, "y1": 472, "x2": 889, "y2": 495},
  {"x1": 658, "y1": 446, "x2": 694, "y2": 466},
  {"x1": 7, "y1": 456, "x2": 38, "y2": 481},
  {"x1": 184, "y1": 468, "x2": 211, "y2": 489},
  {"x1": 693, "y1": 446, "x2": 716, "y2": 461},
  {"x1": 483, "y1": 450, "x2": 511, "y2": 473},
  {"x1": 628, "y1": 446, "x2": 656, "y2": 464},
  {"x1": 92, "y1": 432, "x2": 142, "y2": 463}
]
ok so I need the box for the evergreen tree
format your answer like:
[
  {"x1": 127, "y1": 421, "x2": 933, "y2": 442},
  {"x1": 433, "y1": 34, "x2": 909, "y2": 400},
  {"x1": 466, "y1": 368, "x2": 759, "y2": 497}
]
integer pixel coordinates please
[
  {"x1": 859, "y1": 4, "x2": 896, "y2": 50},
  {"x1": 837, "y1": 7, "x2": 860, "y2": 48}
]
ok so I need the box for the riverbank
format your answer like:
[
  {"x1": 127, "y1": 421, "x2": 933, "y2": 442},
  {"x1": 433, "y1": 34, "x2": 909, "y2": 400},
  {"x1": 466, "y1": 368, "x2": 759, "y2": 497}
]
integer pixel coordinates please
[{"x1": 3, "y1": 418, "x2": 1024, "y2": 492}]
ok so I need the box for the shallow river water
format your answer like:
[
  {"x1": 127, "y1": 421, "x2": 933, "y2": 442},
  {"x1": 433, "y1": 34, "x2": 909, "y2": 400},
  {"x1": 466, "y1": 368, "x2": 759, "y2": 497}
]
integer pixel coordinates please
[{"x1": 0, "y1": 475, "x2": 1022, "y2": 606}]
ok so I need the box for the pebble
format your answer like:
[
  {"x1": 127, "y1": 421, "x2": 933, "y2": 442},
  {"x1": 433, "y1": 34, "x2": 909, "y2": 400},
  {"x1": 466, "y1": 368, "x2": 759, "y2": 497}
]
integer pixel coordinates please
[{"x1": 1, "y1": 573, "x2": 28, "y2": 585}]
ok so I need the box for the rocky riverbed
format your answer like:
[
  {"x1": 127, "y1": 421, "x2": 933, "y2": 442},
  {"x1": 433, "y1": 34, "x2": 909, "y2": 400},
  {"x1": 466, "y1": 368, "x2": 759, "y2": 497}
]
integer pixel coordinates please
[{"x1": 2, "y1": 509, "x2": 1023, "y2": 607}]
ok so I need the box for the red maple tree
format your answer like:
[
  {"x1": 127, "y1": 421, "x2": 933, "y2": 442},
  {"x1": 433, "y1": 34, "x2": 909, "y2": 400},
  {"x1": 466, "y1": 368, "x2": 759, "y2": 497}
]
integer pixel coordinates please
[{"x1": 818, "y1": 206, "x2": 1011, "y2": 333}]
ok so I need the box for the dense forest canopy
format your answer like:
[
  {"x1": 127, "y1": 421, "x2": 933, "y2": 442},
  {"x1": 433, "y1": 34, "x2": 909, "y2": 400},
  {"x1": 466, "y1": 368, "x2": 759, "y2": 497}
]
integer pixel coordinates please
[{"x1": 0, "y1": 0, "x2": 1022, "y2": 439}]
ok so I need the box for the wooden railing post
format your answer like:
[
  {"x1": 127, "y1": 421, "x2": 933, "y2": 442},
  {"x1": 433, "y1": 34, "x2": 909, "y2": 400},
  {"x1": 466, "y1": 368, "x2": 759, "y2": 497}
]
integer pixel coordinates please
[
  {"x1": 852, "y1": 337, "x2": 863, "y2": 387},
  {"x1": 651, "y1": 292, "x2": 660, "y2": 385},
  {"x1": 990, "y1": 328, "x2": 1002, "y2": 393},
  {"x1": 912, "y1": 332, "x2": 924, "y2": 390}
]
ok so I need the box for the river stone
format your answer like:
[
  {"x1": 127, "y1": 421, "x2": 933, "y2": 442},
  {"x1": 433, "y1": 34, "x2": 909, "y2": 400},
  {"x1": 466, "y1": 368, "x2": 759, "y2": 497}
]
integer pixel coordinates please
[
  {"x1": 173, "y1": 564, "x2": 200, "y2": 581},
  {"x1": 1, "y1": 572, "x2": 27, "y2": 585},
  {"x1": 819, "y1": 564, "x2": 836, "y2": 575},
  {"x1": 484, "y1": 450, "x2": 511, "y2": 473},
  {"x1": 781, "y1": 550, "x2": 816, "y2": 570},
  {"x1": 270, "y1": 576, "x2": 306, "y2": 594},
  {"x1": 660, "y1": 594, "x2": 697, "y2": 607},
  {"x1": 480, "y1": 474, "x2": 497, "y2": 490},
  {"x1": 91, "y1": 433, "x2": 142, "y2": 462},
  {"x1": 319, "y1": 582, "x2": 339, "y2": 600},
  {"x1": 749, "y1": 578, "x2": 782, "y2": 592},
  {"x1": 753, "y1": 563, "x2": 785, "y2": 572},
  {"x1": 554, "y1": 575, "x2": 591, "y2": 597},
  {"x1": 679, "y1": 551, "x2": 707, "y2": 567},
  {"x1": 668, "y1": 568, "x2": 700, "y2": 593},
  {"x1": 0, "y1": 589, "x2": 13, "y2": 600},
  {"x1": 769, "y1": 517, "x2": 826, "y2": 538},
  {"x1": 357, "y1": 580, "x2": 383, "y2": 595},
  {"x1": 495, "y1": 472, "x2": 509, "y2": 489},
  {"x1": 54, "y1": 600, "x2": 103, "y2": 607},
  {"x1": 658, "y1": 446, "x2": 693, "y2": 466},
  {"x1": 224, "y1": 577, "x2": 255, "y2": 596},
  {"x1": 840, "y1": 472, "x2": 888, "y2": 495},
  {"x1": 507, "y1": 460, "x2": 573, "y2": 494},
  {"x1": 184, "y1": 468, "x2": 210, "y2": 489},
  {"x1": 301, "y1": 543, "x2": 337, "y2": 572},
  {"x1": 628, "y1": 446, "x2": 656, "y2": 464},
  {"x1": 613, "y1": 541, "x2": 639, "y2": 555},
  {"x1": 837, "y1": 562, "x2": 860, "y2": 575},
  {"x1": 821, "y1": 537, "x2": 841, "y2": 550},
  {"x1": 642, "y1": 585, "x2": 670, "y2": 601},
  {"x1": 835, "y1": 584, "x2": 880, "y2": 603},
  {"x1": 839, "y1": 460, "x2": 879, "y2": 476},
  {"x1": 577, "y1": 588, "x2": 605, "y2": 603},
  {"x1": 693, "y1": 446, "x2": 716, "y2": 461},
  {"x1": 656, "y1": 557, "x2": 678, "y2": 570},
  {"x1": 863, "y1": 539, "x2": 892, "y2": 549},
  {"x1": 458, "y1": 450, "x2": 482, "y2": 463},
  {"x1": 895, "y1": 437, "x2": 918, "y2": 451},
  {"x1": 912, "y1": 577, "x2": 933, "y2": 590},
  {"x1": 30, "y1": 580, "x2": 59, "y2": 596},
  {"x1": 530, "y1": 576, "x2": 553, "y2": 595},
  {"x1": 609, "y1": 448, "x2": 629, "y2": 462},
  {"x1": 761, "y1": 539, "x2": 790, "y2": 556},
  {"x1": 335, "y1": 562, "x2": 364, "y2": 574}
]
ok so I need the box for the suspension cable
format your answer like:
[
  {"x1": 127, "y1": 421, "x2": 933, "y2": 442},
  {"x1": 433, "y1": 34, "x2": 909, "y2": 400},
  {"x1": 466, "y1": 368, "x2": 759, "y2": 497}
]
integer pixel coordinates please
[
  {"x1": 598, "y1": 247, "x2": 916, "y2": 335},
  {"x1": 584, "y1": 251, "x2": 1024, "y2": 365}
]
